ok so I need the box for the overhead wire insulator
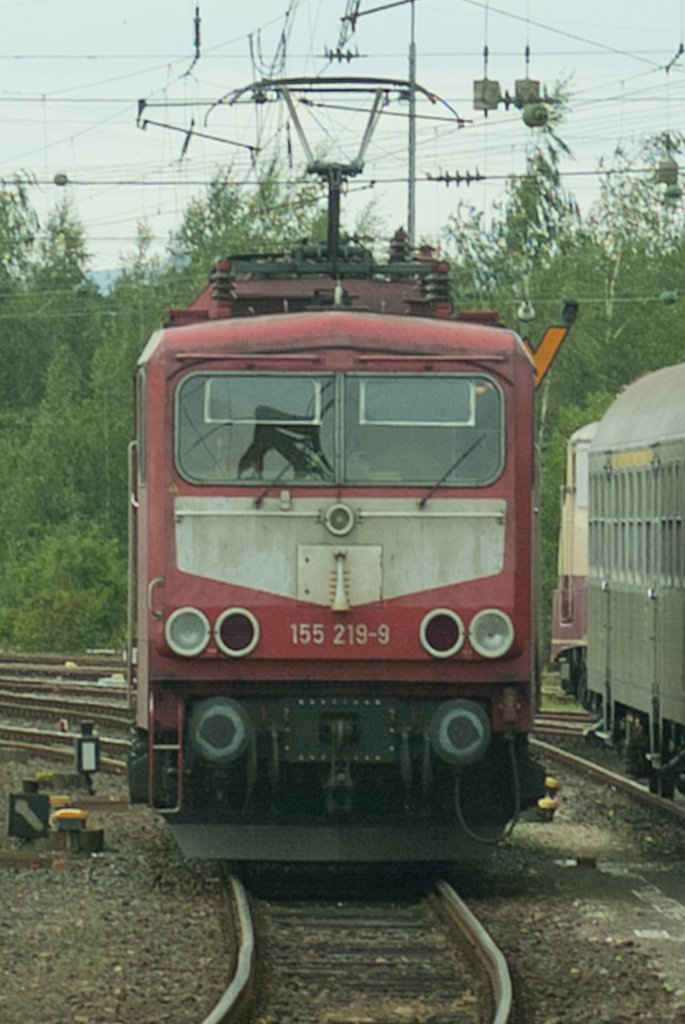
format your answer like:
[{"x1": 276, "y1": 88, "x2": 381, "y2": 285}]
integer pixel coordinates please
[
  {"x1": 423, "y1": 264, "x2": 450, "y2": 303},
  {"x1": 210, "y1": 261, "x2": 235, "y2": 304},
  {"x1": 389, "y1": 227, "x2": 409, "y2": 262},
  {"x1": 473, "y1": 78, "x2": 501, "y2": 113},
  {"x1": 194, "y1": 6, "x2": 201, "y2": 61},
  {"x1": 514, "y1": 78, "x2": 540, "y2": 107}
]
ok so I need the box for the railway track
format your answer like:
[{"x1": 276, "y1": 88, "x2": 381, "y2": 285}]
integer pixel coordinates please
[
  {"x1": 0, "y1": 651, "x2": 128, "y2": 703},
  {"x1": 203, "y1": 874, "x2": 512, "y2": 1024},
  {"x1": 0, "y1": 651, "x2": 122, "y2": 672},
  {"x1": 533, "y1": 708, "x2": 595, "y2": 736},
  {"x1": 0, "y1": 726, "x2": 128, "y2": 772},
  {"x1": 0, "y1": 690, "x2": 130, "y2": 729},
  {"x1": 532, "y1": 735, "x2": 685, "y2": 824},
  {"x1": 0, "y1": 655, "x2": 130, "y2": 772}
]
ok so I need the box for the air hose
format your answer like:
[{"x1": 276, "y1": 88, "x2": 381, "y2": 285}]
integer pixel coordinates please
[{"x1": 453, "y1": 731, "x2": 522, "y2": 845}]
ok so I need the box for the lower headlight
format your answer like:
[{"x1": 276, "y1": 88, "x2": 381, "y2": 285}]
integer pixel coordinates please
[
  {"x1": 215, "y1": 608, "x2": 260, "y2": 657},
  {"x1": 469, "y1": 608, "x2": 514, "y2": 658},
  {"x1": 165, "y1": 607, "x2": 210, "y2": 657},
  {"x1": 429, "y1": 699, "x2": 491, "y2": 766},
  {"x1": 189, "y1": 698, "x2": 251, "y2": 764},
  {"x1": 419, "y1": 608, "x2": 465, "y2": 658}
]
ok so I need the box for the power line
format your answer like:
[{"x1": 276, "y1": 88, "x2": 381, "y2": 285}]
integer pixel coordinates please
[{"x1": 0, "y1": 48, "x2": 681, "y2": 61}]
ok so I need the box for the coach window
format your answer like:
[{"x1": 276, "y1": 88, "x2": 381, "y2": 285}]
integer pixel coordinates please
[
  {"x1": 664, "y1": 463, "x2": 676, "y2": 587},
  {"x1": 636, "y1": 471, "x2": 644, "y2": 582},
  {"x1": 176, "y1": 373, "x2": 335, "y2": 483},
  {"x1": 609, "y1": 472, "x2": 617, "y2": 579},
  {"x1": 344, "y1": 374, "x2": 503, "y2": 485},
  {"x1": 625, "y1": 471, "x2": 632, "y2": 580},
  {"x1": 615, "y1": 474, "x2": 622, "y2": 578},
  {"x1": 660, "y1": 464, "x2": 669, "y2": 586},
  {"x1": 597, "y1": 473, "x2": 606, "y2": 577},
  {"x1": 590, "y1": 472, "x2": 603, "y2": 577},
  {"x1": 588, "y1": 476, "x2": 595, "y2": 573},
  {"x1": 670, "y1": 463, "x2": 679, "y2": 586},
  {"x1": 576, "y1": 444, "x2": 590, "y2": 507},
  {"x1": 675, "y1": 462, "x2": 679, "y2": 585}
]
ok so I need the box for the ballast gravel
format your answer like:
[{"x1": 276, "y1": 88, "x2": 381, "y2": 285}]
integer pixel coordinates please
[
  {"x1": 0, "y1": 753, "x2": 230, "y2": 1024},
  {"x1": 1, "y1": 747, "x2": 685, "y2": 1023}
]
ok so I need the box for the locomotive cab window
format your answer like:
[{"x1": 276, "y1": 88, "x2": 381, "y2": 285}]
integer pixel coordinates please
[
  {"x1": 177, "y1": 373, "x2": 334, "y2": 483},
  {"x1": 175, "y1": 371, "x2": 503, "y2": 486},
  {"x1": 346, "y1": 374, "x2": 503, "y2": 485}
]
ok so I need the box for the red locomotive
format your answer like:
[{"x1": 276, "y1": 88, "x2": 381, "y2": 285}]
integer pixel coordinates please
[{"x1": 127, "y1": 225, "x2": 563, "y2": 861}]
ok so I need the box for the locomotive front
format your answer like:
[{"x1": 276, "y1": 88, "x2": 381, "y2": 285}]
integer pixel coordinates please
[{"x1": 129, "y1": 300, "x2": 544, "y2": 861}]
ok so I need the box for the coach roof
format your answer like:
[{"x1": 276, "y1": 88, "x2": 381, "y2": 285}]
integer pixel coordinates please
[{"x1": 591, "y1": 362, "x2": 685, "y2": 452}]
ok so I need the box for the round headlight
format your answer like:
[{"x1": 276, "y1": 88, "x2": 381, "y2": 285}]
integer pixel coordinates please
[
  {"x1": 189, "y1": 698, "x2": 251, "y2": 764},
  {"x1": 165, "y1": 607, "x2": 210, "y2": 657},
  {"x1": 429, "y1": 699, "x2": 491, "y2": 766},
  {"x1": 324, "y1": 502, "x2": 356, "y2": 537},
  {"x1": 420, "y1": 609, "x2": 465, "y2": 658},
  {"x1": 469, "y1": 609, "x2": 514, "y2": 658},
  {"x1": 215, "y1": 608, "x2": 260, "y2": 657}
]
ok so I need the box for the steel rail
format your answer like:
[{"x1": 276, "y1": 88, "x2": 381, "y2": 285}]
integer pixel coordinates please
[
  {"x1": 531, "y1": 737, "x2": 685, "y2": 823},
  {"x1": 435, "y1": 879, "x2": 512, "y2": 1024},
  {"x1": 0, "y1": 739, "x2": 126, "y2": 772},
  {"x1": 200, "y1": 876, "x2": 256, "y2": 1024},
  {"x1": 0, "y1": 722, "x2": 127, "y2": 754},
  {"x1": 0, "y1": 658, "x2": 122, "y2": 679},
  {"x1": 0, "y1": 678, "x2": 128, "y2": 701},
  {"x1": 0, "y1": 693, "x2": 130, "y2": 726}
]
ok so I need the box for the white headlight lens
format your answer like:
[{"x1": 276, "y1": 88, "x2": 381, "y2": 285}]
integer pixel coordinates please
[
  {"x1": 469, "y1": 609, "x2": 514, "y2": 658},
  {"x1": 165, "y1": 607, "x2": 210, "y2": 657}
]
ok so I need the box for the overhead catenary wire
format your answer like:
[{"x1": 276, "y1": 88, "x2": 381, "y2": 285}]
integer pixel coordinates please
[{"x1": 2, "y1": 1, "x2": 684, "y2": 272}]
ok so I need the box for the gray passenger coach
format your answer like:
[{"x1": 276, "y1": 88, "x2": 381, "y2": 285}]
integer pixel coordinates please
[{"x1": 586, "y1": 362, "x2": 685, "y2": 797}]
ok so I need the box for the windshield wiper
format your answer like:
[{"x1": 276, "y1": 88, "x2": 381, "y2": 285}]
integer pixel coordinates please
[
  {"x1": 250, "y1": 423, "x2": 334, "y2": 507},
  {"x1": 418, "y1": 432, "x2": 486, "y2": 509},
  {"x1": 253, "y1": 458, "x2": 293, "y2": 508}
]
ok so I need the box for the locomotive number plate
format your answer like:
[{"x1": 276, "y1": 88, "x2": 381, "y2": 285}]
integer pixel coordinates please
[{"x1": 290, "y1": 622, "x2": 391, "y2": 646}]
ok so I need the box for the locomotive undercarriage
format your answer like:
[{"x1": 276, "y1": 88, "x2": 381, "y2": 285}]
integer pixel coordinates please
[
  {"x1": 130, "y1": 688, "x2": 545, "y2": 860},
  {"x1": 585, "y1": 696, "x2": 685, "y2": 799}
]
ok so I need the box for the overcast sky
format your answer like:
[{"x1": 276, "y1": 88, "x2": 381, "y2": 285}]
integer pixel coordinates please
[{"x1": 2, "y1": 0, "x2": 684, "y2": 269}]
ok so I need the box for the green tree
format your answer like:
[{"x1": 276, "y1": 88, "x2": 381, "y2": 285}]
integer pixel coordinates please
[
  {"x1": 0, "y1": 176, "x2": 37, "y2": 285},
  {"x1": 0, "y1": 526, "x2": 126, "y2": 652},
  {"x1": 171, "y1": 164, "x2": 327, "y2": 290},
  {"x1": 444, "y1": 82, "x2": 580, "y2": 313},
  {"x1": 0, "y1": 178, "x2": 41, "y2": 410}
]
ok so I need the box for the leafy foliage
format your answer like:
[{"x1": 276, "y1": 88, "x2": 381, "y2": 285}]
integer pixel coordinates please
[
  {"x1": 170, "y1": 164, "x2": 328, "y2": 292},
  {"x1": 0, "y1": 526, "x2": 126, "y2": 652}
]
